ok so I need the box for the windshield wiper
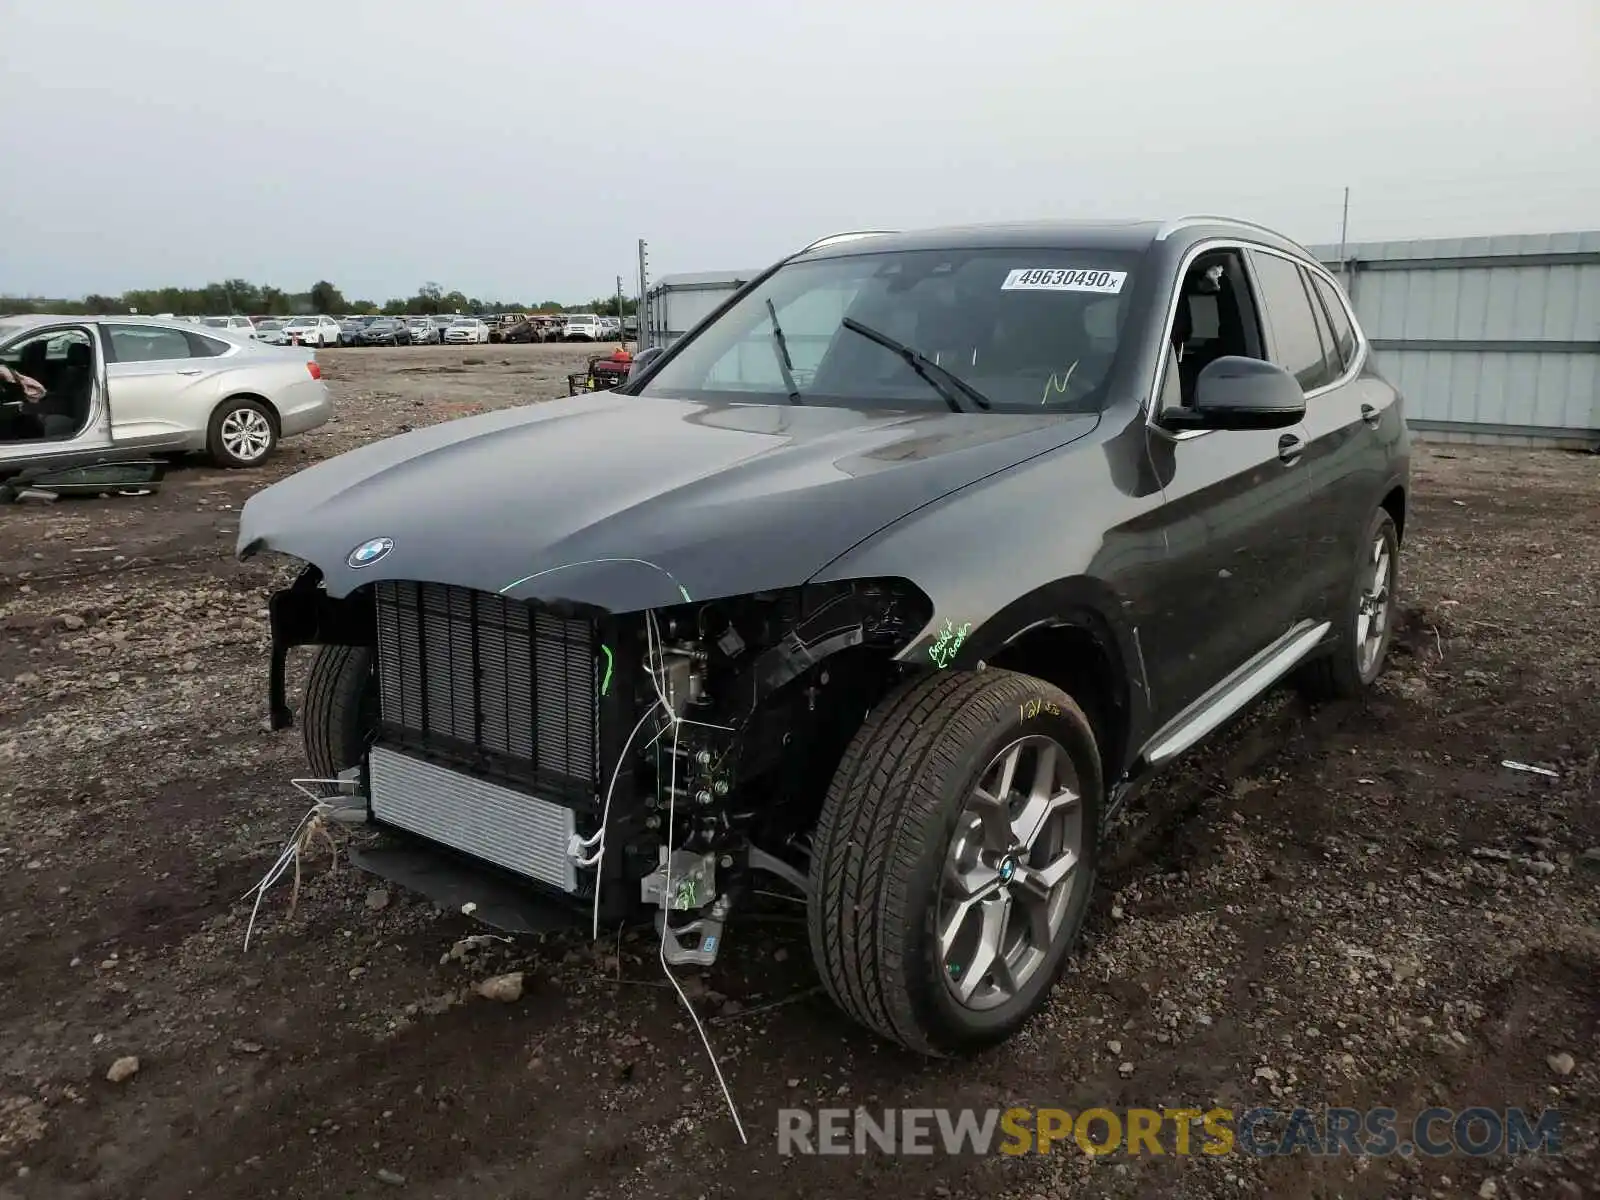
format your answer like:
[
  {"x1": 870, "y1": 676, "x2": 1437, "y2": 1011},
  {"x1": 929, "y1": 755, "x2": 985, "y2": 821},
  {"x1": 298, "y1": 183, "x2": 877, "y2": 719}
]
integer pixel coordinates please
[
  {"x1": 766, "y1": 299, "x2": 802, "y2": 404},
  {"x1": 840, "y1": 317, "x2": 992, "y2": 413}
]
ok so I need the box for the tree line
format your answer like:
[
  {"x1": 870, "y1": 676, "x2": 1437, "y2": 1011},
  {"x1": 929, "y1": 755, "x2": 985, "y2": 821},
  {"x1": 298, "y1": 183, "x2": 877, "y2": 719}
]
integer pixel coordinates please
[{"x1": 0, "y1": 279, "x2": 640, "y2": 319}]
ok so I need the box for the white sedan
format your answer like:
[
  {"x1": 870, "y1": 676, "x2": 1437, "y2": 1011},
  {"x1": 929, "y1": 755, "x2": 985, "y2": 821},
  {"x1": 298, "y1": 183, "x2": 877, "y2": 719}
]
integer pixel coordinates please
[
  {"x1": 202, "y1": 315, "x2": 258, "y2": 339},
  {"x1": 0, "y1": 315, "x2": 333, "y2": 476},
  {"x1": 280, "y1": 315, "x2": 342, "y2": 347},
  {"x1": 442, "y1": 318, "x2": 491, "y2": 344}
]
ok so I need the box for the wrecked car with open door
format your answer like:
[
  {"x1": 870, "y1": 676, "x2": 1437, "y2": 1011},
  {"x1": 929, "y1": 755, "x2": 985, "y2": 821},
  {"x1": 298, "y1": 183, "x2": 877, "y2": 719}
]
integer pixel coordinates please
[
  {"x1": 1, "y1": 315, "x2": 334, "y2": 496},
  {"x1": 239, "y1": 217, "x2": 1409, "y2": 1056}
]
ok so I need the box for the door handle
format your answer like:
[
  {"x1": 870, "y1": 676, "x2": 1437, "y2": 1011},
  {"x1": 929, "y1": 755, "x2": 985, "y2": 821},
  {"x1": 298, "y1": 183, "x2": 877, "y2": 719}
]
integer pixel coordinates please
[
  {"x1": 176, "y1": 368, "x2": 203, "y2": 376},
  {"x1": 1277, "y1": 433, "x2": 1304, "y2": 464},
  {"x1": 1360, "y1": 403, "x2": 1382, "y2": 428}
]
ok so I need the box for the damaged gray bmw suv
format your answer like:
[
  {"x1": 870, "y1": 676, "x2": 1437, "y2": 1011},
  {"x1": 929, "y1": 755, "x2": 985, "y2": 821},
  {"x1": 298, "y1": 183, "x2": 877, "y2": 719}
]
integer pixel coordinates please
[{"x1": 238, "y1": 216, "x2": 1409, "y2": 1056}]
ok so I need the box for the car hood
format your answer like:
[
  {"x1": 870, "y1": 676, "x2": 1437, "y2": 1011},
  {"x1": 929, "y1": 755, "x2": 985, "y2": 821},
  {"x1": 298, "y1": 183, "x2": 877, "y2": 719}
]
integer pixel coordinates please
[{"x1": 237, "y1": 391, "x2": 1097, "y2": 609}]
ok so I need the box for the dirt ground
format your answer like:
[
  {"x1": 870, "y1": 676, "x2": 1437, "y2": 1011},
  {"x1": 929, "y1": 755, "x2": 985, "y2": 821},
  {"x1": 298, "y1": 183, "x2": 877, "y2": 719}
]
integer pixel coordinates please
[{"x1": 1, "y1": 343, "x2": 1595, "y2": 1199}]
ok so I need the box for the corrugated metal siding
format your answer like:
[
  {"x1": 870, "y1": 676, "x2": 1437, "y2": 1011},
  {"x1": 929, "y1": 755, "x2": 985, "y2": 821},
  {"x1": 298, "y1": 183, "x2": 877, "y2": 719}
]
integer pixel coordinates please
[{"x1": 1310, "y1": 231, "x2": 1600, "y2": 445}]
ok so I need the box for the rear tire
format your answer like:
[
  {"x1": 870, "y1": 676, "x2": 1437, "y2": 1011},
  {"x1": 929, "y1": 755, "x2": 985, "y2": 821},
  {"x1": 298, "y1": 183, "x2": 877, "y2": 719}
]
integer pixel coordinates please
[
  {"x1": 1298, "y1": 507, "x2": 1399, "y2": 701},
  {"x1": 302, "y1": 645, "x2": 377, "y2": 779},
  {"x1": 207, "y1": 397, "x2": 277, "y2": 468},
  {"x1": 808, "y1": 668, "x2": 1101, "y2": 1057}
]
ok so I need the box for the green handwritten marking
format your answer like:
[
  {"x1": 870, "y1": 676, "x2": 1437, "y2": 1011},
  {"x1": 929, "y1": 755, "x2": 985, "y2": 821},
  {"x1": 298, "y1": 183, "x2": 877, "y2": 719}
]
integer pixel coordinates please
[
  {"x1": 928, "y1": 619, "x2": 972, "y2": 669},
  {"x1": 600, "y1": 645, "x2": 614, "y2": 697},
  {"x1": 676, "y1": 878, "x2": 698, "y2": 908}
]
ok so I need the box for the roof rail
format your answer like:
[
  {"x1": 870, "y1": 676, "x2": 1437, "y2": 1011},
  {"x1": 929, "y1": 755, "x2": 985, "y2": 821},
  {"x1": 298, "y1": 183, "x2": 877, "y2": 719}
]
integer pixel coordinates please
[
  {"x1": 798, "y1": 229, "x2": 897, "y2": 254},
  {"x1": 1155, "y1": 214, "x2": 1316, "y2": 257}
]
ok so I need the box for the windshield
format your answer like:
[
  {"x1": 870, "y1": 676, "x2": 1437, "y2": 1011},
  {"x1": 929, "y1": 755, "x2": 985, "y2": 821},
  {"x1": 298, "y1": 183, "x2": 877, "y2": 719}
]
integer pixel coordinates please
[
  {"x1": 258, "y1": 320, "x2": 283, "y2": 329},
  {"x1": 567, "y1": 314, "x2": 597, "y2": 323},
  {"x1": 450, "y1": 318, "x2": 475, "y2": 325},
  {"x1": 636, "y1": 247, "x2": 1139, "y2": 412},
  {"x1": 202, "y1": 317, "x2": 229, "y2": 327}
]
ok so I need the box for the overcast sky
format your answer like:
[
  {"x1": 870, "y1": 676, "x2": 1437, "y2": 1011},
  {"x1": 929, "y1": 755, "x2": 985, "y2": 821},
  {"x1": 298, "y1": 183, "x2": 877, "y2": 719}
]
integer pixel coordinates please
[{"x1": 2, "y1": 0, "x2": 1595, "y2": 303}]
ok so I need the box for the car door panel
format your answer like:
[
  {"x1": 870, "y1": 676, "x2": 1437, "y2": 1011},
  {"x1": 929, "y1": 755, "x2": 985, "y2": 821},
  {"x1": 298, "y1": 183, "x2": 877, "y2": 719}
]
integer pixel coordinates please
[
  {"x1": 1141, "y1": 419, "x2": 1311, "y2": 724},
  {"x1": 0, "y1": 324, "x2": 113, "y2": 470},
  {"x1": 104, "y1": 325, "x2": 226, "y2": 448},
  {"x1": 1135, "y1": 247, "x2": 1315, "y2": 722}
]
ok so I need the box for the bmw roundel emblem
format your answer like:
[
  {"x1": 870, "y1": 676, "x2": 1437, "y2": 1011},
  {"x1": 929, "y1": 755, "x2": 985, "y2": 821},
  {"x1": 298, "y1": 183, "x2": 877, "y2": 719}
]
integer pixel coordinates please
[{"x1": 347, "y1": 537, "x2": 394, "y2": 568}]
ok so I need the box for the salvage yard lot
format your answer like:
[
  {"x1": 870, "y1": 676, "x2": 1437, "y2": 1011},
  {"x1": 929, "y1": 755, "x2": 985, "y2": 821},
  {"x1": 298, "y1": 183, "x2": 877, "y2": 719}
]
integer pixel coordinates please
[{"x1": 0, "y1": 343, "x2": 1595, "y2": 1199}]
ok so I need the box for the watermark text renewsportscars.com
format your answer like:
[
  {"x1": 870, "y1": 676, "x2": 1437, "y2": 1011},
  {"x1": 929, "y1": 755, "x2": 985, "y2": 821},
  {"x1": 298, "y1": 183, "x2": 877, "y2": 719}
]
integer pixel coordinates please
[{"x1": 776, "y1": 1106, "x2": 1564, "y2": 1158}]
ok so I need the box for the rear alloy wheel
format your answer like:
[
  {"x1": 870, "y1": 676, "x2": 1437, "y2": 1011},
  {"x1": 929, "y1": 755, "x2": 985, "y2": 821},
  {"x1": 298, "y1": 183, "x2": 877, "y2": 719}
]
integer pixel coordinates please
[
  {"x1": 808, "y1": 668, "x2": 1101, "y2": 1056},
  {"x1": 1298, "y1": 507, "x2": 1400, "y2": 700},
  {"x1": 207, "y1": 397, "x2": 277, "y2": 468}
]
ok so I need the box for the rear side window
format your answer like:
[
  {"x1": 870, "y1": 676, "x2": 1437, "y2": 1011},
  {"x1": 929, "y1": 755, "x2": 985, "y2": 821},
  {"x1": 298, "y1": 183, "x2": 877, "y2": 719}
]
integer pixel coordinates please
[
  {"x1": 1299, "y1": 268, "x2": 1343, "y2": 387},
  {"x1": 1309, "y1": 273, "x2": 1357, "y2": 372},
  {"x1": 185, "y1": 331, "x2": 232, "y2": 357},
  {"x1": 1249, "y1": 251, "x2": 1334, "y2": 392},
  {"x1": 109, "y1": 325, "x2": 193, "y2": 362}
]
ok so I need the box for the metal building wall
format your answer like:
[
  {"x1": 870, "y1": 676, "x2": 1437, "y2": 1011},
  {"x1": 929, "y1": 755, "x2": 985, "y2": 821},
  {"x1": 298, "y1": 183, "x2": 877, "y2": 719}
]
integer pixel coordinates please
[{"x1": 1310, "y1": 231, "x2": 1600, "y2": 448}]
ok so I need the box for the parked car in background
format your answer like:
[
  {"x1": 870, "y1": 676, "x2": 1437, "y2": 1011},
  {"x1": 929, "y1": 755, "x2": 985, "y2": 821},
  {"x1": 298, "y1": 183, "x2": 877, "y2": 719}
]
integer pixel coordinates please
[
  {"x1": 202, "y1": 315, "x2": 258, "y2": 339},
  {"x1": 598, "y1": 316, "x2": 622, "y2": 341},
  {"x1": 1, "y1": 315, "x2": 332, "y2": 473},
  {"x1": 255, "y1": 319, "x2": 291, "y2": 346},
  {"x1": 500, "y1": 317, "x2": 538, "y2": 344},
  {"x1": 443, "y1": 318, "x2": 490, "y2": 344},
  {"x1": 405, "y1": 317, "x2": 442, "y2": 345},
  {"x1": 338, "y1": 318, "x2": 368, "y2": 347},
  {"x1": 562, "y1": 313, "x2": 603, "y2": 341},
  {"x1": 281, "y1": 316, "x2": 341, "y2": 348},
  {"x1": 358, "y1": 317, "x2": 412, "y2": 347},
  {"x1": 622, "y1": 314, "x2": 638, "y2": 340}
]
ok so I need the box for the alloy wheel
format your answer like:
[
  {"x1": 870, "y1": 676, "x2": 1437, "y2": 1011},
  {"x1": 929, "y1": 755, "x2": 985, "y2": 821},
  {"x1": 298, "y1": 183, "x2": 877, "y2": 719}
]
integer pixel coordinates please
[
  {"x1": 1356, "y1": 532, "x2": 1393, "y2": 676},
  {"x1": 938, "y1": 735, "x2": 1083, "y2": 1011},
  {"x1": 220, "y1": 407, "x2": 273, "y2": 462}
]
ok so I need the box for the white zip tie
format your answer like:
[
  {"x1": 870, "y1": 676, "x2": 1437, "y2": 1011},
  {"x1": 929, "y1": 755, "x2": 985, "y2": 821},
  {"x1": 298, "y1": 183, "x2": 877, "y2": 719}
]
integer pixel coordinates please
[{"x1": 240, "y1": 797, "x2": 338, "y2": 952}]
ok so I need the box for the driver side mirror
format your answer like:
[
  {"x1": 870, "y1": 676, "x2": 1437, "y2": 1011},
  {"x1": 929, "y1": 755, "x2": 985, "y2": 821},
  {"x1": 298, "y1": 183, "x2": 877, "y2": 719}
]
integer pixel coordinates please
[
  {"x1": 1163, "y1": 356, "x2": 1305, "y2": 431},
  {"x1": 626, "y1": 345, "x2": 665, "y2": 382}
]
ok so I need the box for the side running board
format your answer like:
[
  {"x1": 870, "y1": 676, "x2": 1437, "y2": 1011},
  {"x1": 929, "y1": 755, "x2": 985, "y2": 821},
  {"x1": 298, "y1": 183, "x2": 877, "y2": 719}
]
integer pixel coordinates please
[{"x1": 1135, "y1": 620, "x2": 1332, "y2": 771}]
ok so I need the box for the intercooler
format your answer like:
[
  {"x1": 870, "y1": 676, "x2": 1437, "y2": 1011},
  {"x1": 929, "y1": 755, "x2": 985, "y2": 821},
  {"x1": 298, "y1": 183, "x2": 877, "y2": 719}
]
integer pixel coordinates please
[{"x1": 366, "y1": 580, "x2": 601, "y2": 892}]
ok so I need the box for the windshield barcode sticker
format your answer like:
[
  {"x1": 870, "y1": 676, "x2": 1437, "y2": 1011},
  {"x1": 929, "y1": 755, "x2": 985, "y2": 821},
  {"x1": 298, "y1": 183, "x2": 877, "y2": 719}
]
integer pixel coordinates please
[{"x1": 1001, "y1": 268, "x2": 1127, "y2": 293}]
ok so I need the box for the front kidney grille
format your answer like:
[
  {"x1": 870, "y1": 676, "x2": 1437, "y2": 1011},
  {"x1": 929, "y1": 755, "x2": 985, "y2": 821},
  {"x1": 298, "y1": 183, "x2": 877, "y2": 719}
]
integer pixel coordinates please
[{"x1": 373, "y1": 580, "x2": 597, "y2": 783}]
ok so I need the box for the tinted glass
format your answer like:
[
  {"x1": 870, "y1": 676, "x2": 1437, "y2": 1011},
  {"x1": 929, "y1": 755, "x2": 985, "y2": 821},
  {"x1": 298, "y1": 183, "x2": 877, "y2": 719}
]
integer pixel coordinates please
[
  {"x1": 638, "y1": 247, "x2": 1140, "y2": 412},
  {"x1": 186, "y1": 331, "x2": 232, "y2": 357},
  {"x1": 110, "y1": 325, "x2": 193, "y2": 362},
  {"x1": 1299, "y1": 268, "x2": 1341, "y2": 389},
  {"x1": 1310, "y1": 273, "x2": 1357, "y2": 371},
  {"x1": 1249, "y1": 251, "x2": 1330, "y2": 392}
]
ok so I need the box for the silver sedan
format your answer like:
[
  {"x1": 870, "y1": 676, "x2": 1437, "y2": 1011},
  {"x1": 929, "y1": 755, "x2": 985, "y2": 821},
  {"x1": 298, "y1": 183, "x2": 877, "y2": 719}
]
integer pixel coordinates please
[{"x1": 0, "y1": 314, "x2": 333, "y2": 475}]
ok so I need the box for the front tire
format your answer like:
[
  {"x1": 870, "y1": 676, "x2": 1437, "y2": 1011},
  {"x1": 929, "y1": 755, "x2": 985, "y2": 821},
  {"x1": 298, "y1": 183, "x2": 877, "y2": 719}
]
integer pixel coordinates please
[
  {"x1": 1298, "y1": 507, "x2": 1399, "y2": 701},
  {"x1": 302, "y1": 645, "x2": 377, "y2": 779},
  {"x1": 207, "y1": 397, "x2": 277, "y2": 468},
  {"x1": 808, "y1": 668, "x2": 1101, "y2": 1057}
]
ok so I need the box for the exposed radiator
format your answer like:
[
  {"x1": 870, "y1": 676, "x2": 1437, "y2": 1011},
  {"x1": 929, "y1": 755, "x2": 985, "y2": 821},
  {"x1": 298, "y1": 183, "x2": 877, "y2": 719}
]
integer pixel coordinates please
[
  {"x1": 367, "y1": 745, "x2": 578, "y2": 891},
  {"x1": 373, "y1": 580, "x2": 597, "y2": 782}
]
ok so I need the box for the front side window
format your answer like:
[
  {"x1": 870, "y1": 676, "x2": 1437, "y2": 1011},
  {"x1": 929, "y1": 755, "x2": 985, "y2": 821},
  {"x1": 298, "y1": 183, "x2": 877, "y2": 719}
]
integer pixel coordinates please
[
  {"x1": 1248, "y1": 251, "x2": 1334, "y2": 392},
  {"x1": 637, "y1": 247, "x2": 1142, "y2": 412}
]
